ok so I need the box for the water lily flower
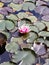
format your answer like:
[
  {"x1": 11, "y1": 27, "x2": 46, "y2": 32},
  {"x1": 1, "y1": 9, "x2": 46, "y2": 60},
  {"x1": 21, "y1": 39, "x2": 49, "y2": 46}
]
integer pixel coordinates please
[{"x1": 18, "y1": 25, "x2": 30, "y2": 34}]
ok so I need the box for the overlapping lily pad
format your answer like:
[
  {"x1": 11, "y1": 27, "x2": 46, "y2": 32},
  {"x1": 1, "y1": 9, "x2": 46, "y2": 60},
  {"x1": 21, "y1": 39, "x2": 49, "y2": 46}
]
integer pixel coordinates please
[
  {"x1": 0, "y1": 62, "x2": 15, "y2": 65},
  {"x1": 33, "y1": 21, "x2": 46, "y2": 31},
  {"x1": 11, "y1": 51, "x2": 36, "y2": 65},
  {"x1": 22, "y1": 2, "x2": 35, "y2": 11},
  {"x1": 6, "y1": 14, "x2": 18, "y2": 21},
  {"x1": 8, "y1": 3, "x2": 22, "y2": 11},
  {"x1": 27, "y1": 31, "x2": 38, "y2": 43},
  {"x1": 0, "y1": 0, "x2": 12, "y2": 3},
  {"x1": 5, "y1": 42, "x2": 19, "y2": 53}
]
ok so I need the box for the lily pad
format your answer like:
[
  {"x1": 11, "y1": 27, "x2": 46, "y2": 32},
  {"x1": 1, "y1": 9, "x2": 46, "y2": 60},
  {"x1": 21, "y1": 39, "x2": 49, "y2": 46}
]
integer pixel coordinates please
[
  {"x1": 0, "y1": 14, "x2": 4, "y2": 20},
  {"x1": 22, "y1": 2, "x2": 35, "y2": 11},
  {"x1": 27, "y1": 16, "x2": 37, "y2": 23},
  {"x1": 11, "y1": 37, "x2": 23, "y2": 45},
  {"x1": 11, "y1": 51, "x2": 28, "y2": 63},
  {"x1": 42, "y1": 15, "x2": 49, "y2": 21},
  {"x1": 24, "y1": 0, "x2": 36, "y2": 3},
  {"x1": 0, "y1": 0, "x2": 12, "y2": 3},
  {"x1": 44, "y1": 40, "x2": 49, "y2": 47},
  {"x1": 13, "y1": 0, "x2": 24, "y2": 4},
  {"x1": 0, "y1": 2, "x2": 4, "y2": 8},
  {"x1": 8, "y1": 3, "x2": 22, "y2": 11},
  {"x1": 38, "y1": 31, "x2": 49, "y2": 37},
  {"x1": 17, "y1": 12, "x2": 28, "y2": 19},
  {"x1": 5, "y1": 20, "x2": 15, "y2": 30},
  {"x1": 29, "y1": 25, "x2": 39, "y2": 33},
  {"x1": 5, "y1": 42, "x2": 19, "y2": 53},
  {"x1": 0, "y1": 62, "x2": 15, "y2": 65},
  {"x1": 35, "y1": 6, "x2": 46, "y2": 15},
  {"x1": 11, "y1": 51, "x2": 35, "y2": 65},
  {"x1": 4, "y1": 7, "x2": 13, "y2": 13},
  {"x1": 20, "y1": 51, "x2": 36, "y2": 65},
  {"x1": 33, "y1": 21, "x2": 46, "y2": 31},
  {"x1": 6, "y1": 14, "x2": 18, "y2": 21},
  {"x1": 0, "y1": 20, "x2": 5, "y2": 31},
  {"x1": 42, "y1": 21, "x2": 49, "y2": 31},
  {"x1": 27, "y1": 32, "x2": 38, "y2": 43},
  {"x1": 2, "y1": 31, "x2": 11, "y2": 40}
]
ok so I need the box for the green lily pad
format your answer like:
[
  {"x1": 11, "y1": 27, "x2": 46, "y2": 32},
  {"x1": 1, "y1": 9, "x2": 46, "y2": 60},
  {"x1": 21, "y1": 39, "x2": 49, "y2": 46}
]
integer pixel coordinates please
[
  {"x1": 11, "y1": 51, "x2": 28, "y2": 63},
  {"x1": 0, "y1": 14, "x2": 4, "y2": 20},
  {"x1": 33, "y1": 21, "x2": 46, "y2": 31},
  {"x1": 18, "y1": 19, "x2": 31, "y2": 27},
  {"x1": 27, "y1": 16, "x2": 37, "y2": 23},
  {"x1": 44, "y1": 40, "x2": 49, "y2": 47},
  {"x1": 8, "y1": 3, "x2": 22, "y2": 11},
  {"x1": 11, "y1": 37, "x2": 23, "y2": 44},
  {"x1": 22, "y1": 2, "x2": 35, "y2": 11},
  {"x1": 30, "y1": 25, "x2": 39, "y2": 33},
  {"x1": 11, "y1": 51, "x2": 35, "y2": 65},
  {"x1": 38, "y1": 31, "x2": 49, "y2": 37},
  {"x1": 0, "y1": 62, "x2": 15, "y2": 65},
  {"x1": 2, "y1": 31, "x2": 11, "y2": 39},
  {"x1": 42, "y1": 21, "x2": 49, "y2": 31},
  {"x1": 20, "y1": 51, "x2": 35, "y2": 65},
  {"x1": 36, "y1": 38, "x2": 44, "y2": 43},
  {"x1": 24, "y1": 0, "x2": 36, "y2": 3},
  {"x1": 5, "y1": 20, "x2": 15, "y2": 30},
  {"x1": 27, "y1": 32, "x2": 38, "y2": 43},
  {"x1": 6, "y1": 14, "x2": 18, "y2": 21},
  {"x1": 0, "y1": 20, "x2": 5, "y2": 31},
  {"x1": 5, "y1": 42, "x2": 19, "y2": 53},
  {"x1": 17, "y1": 12, "x2": 28, "y2": 19}
]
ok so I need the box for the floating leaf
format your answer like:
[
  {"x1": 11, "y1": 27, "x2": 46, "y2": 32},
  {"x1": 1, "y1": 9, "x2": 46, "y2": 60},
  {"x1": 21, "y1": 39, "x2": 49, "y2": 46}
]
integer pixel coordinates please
[
  {"x1": 5, "y1": 20, "x2": 15, "y2": 30},
  {"x1": 6, "y1": 14, "x2": 18, "y2": 21},
  {"x1": 38, "y1": 31, "x2": 49, "y2": 37},
  {"x1": 11, "y1": 51, "x2": 35, "y2": 65},
  {"x1": 4, "y1": 7, "x2": 13, "y2": 13},
  {"x1": 17, "y1": 12, "x2": 28, "y2": 19},
  {"x1": 0, "y1": 20, "x2": 5, "y2": 31},
  {"x1": 22, "y1": 2, "x2": 35, "y2": 11},
  {"x1": 21, "y1": 51, "x2": 35, "y2": 65},
  {"x1": 36, "y1": 0, "x2": 47, "y2": 6},
  {"x1": 11, "y1": 51, "x2": 28, "y2": 63},
  {"x1": 0, "y1": 0, "x2": 12, "y2": 3},
  {"x1": 42, "y1": 15, "x2": 49, "y2": 21},
  {"x1": 8, "y1": 3, "x2": 22, "y2": 11},
  {"x1": 44, "y1": 40, "x2": 49, "y2": 47},
  {"x1": 0, "y1": 2, "x2": 4, "y2": 8},
  {"x1": 30, "y1": 25, "x2": 39, "y2": 33},
  {"x1": 44, "y1": 0, "x2": 49, "y2": 2},
  {"x1": 0, "y1": 8, "x2": 8, "y2": 16},
  {"x1": 13, "y1": 0, "x2": 24, "y2": 4},
  {"x1": 0, "y1": 14, "x2": 4, "y2": 20},
  {"x1": 11, "y1": 37, "x2": 23, "y2": 45},
  {"x1": 5, "y1": 42, "x2": 19, "y2": 53},
  {"x1": 27, "y1": 32, "x2": 38, "y2": 43},
  {"x1": 42, "y1": 21, "x2": 49, "y2": 31},
  {"x1": 33, "y1": 22, "x2": 46, "y2": 31},
  {"x1": 42, "y1": 7, "x2": 49, "y2": 16},
  {"x1": 36, "y1": 38, "x2": 44, "y2": 43},
  {"x1": 2, "y1": 31, "x2": 11, "y2": 40},
  {"x1": 0, "y1": 62, "x2": 15, "y2": 65},
  {"x1": 35, "y1": 6, "x2": 46, "y2": 15},
  {"x1": 24, "y1": 0, "x2": 36, "y2": 2},
  {"x1": 27, "y1": 16, "x2": 37, "y2": 23}
]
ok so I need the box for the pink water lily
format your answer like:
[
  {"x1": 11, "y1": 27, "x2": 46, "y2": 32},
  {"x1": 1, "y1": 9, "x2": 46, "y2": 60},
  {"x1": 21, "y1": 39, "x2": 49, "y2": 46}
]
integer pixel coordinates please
[{"x1": 19, "y1": 25, "x2": 30, "y2": 34}]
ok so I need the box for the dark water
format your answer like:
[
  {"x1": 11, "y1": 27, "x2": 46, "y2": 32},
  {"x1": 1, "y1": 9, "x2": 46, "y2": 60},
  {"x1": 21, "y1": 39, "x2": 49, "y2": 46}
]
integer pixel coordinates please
[{"x1": 0, "y1": 51, "x2": 10, "y2": 64}]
